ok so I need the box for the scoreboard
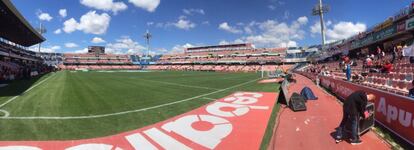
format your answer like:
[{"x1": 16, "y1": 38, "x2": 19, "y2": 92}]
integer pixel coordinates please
[{"x1": 88, "y1": 46, "x2": 105, "y2": 55}]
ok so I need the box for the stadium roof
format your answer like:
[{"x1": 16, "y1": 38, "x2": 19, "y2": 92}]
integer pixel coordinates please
[{"x1": 0, "y1": 0, "x2": 45, "y2": 47}]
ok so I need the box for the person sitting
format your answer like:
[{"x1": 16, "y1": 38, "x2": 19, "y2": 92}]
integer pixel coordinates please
[
  {"x1": 381, "y1": 61, "x2": 393, "y2": 73},
  {"x1": 409, "y1": 80, "x2": 414, "y2": 99}
]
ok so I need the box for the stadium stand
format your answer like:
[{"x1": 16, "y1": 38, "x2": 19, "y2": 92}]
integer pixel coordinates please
[
  {"x1": 147, "y1": 43, "x2": 291, "y2": 72},
  {"x1": 0, "y1": 0, "x2": 54, "y2": 83},
  {"x1": 60, "y1": 53, "x2": 140, "y2": 70}
]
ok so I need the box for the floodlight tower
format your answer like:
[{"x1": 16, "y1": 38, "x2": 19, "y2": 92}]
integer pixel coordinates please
[
  {"x1": 143, "y1": 30, "x2": 152, "y2": 62},
  {"x1": 36, "y1": 22, "x2": 47, "y2": 53},
  {"x1": 312, "y1": 0, "x2": 330, "y2": 46}
]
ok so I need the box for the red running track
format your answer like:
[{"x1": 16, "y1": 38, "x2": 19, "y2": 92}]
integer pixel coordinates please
[{"x1": 270, "y1": 73, "x2": 390, "y2": 150}]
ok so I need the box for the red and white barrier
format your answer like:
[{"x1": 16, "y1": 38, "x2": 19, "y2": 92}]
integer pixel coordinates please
[{"x1": 319, "y1": 76, "x2": 414, "y2": 145}]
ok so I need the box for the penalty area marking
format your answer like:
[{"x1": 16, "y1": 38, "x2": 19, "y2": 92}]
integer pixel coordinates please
[
  {"x1": 0, "y1": 109, "x2": 10, "y2": 117},
  {"x1": 0, "y1": 74, "x2": 55, "y2": 109},
  {"x1": 135, "y1": 78, "x2": 221, "y2": 90},
  {"x1": 202, "y1": 97, "x2": 217, "y2": 101},
  {"x1": 0, "y1": 78, "x2": 260, "y2": 120}
]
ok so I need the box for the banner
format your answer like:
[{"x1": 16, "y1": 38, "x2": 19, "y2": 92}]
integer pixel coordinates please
[
  {"x1": 319, "y1": 76, "x2": 414, "y2": 145},
  {"x1": 373, "y1": 25, "x2": 397, "y2": 42},
  {"x1": 0, "y1": 92, "x2": 278, "y2": 150},
  {"x1": 397, "y1": 21, "x2": 406, "y2": 33},
  {"x1": 406, "y1": 17, "x2": 414, "y2": 30}
]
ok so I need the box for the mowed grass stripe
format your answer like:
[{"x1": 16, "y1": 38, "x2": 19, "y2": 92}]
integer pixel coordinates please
[
  {"x1": 0, "y1": 71, "x2": 279, "y2": 140},
  {"x1": 3, "y1": 71, "x2": 215, "y2": 116},
  {"x1": 2, "y1": 77, "x2": 259, "y2": 120}
]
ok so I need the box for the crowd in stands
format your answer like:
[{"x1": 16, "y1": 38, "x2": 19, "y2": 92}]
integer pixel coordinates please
[
  {"x1": 0, "y1": 59, "x2": 54, "y2": 83},
  {"x1": 301, "y1": 44, "x2": 414, "y2": 98},
  {"x1": 0, "y1": 40, "x2": 55, "y2": 84}
]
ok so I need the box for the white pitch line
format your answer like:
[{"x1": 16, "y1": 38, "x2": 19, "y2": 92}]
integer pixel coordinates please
[
  {"x1": 0, "y1": 74, "x2": 55, "y2": 108},
  {"x1": 201, "y1": 97, "x2": 216, "y2": 101},
  {"x1": 1, "y1": 78, "x2": 260, "y2": 120},
  {"x1": 138, "y1": 78, "x2": 220, "y2": 90}
]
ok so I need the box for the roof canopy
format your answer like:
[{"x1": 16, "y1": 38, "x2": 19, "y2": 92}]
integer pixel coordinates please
[{"x1": 0, "y1": 0, "x2": 45, "y2": 47}]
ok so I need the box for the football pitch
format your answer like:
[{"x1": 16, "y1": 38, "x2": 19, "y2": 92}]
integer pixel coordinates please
[{"x1": 0, "y1": 70, "x2": 280, "y2": 141}]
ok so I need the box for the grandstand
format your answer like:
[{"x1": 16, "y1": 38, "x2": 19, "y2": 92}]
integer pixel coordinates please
[
  {"x1": 0, "y1": 0, "x2": 53, "y2": 82},
  {"x1": 60, "y1": 46, "x2": 140, "y2": 70},
  {"x1": 148, "y1": 43, "x2": 289, "y2": 72}
]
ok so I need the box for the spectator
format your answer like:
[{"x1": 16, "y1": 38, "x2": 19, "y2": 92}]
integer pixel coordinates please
[
  {"x1": 376, "y1": 46, "x2": 382, "y2": 60},
  {"x1": 409, "y1": 80, "x2": 414, "y2": 99},
  {"x1": 408, "y1": 80, "x2": 414, "y2": 98},
  {"x1": 397, "y1": 45, "x2": 404, "y2": 60},
  {"x1": 365, "y1": 55, "x2": 373, "y2": 68},
  {"x1": 381, "y1": 61, "x2": 393, "y2": 73},
  {"x1": 346, "y1": 62, "x2": 352, "y2": 81},
  {"x1": 392, "y1": 45, "x2": 398, "y2": 63}
]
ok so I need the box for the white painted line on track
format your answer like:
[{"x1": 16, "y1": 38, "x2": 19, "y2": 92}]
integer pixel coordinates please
[
  {"x1": 0, "y1": 74, "x2": 55, "y2": 108},
  {"x1": 1, "y1": 78, "x2": 260, "y2": 120}
]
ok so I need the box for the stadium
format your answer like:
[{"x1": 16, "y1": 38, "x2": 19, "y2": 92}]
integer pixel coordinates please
[{"x1": 0, "y1": 0, "x2": 413, "y2": 149}]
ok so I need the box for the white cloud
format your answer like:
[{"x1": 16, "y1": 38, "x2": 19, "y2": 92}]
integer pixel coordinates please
[
  {"x1": 63, "y1": 18, "x2": 78, "y2": 33},
  {"x1": 283, "y1": 11, "x2": 289, "y2": 19},
  {"x1": 326, "y1": 22, "x2": 366, "y2": 41},
  {"x1": 297, "y1": 16, "x2": 308, "y2": 25},
  {"x1": 183, "y1": 8, "x2": 205, "y2": 15},
  {"x1": 173, "y1": 17, "x2": 196, "y2": 30},
  {"x1": 62, "y1": 11, "x2": 111, "y2": 35},
  {"x1": 170, "y1": 43, "x2": 194, "y2": 54},
  {"x1": 129, "y1": 0, "x2": 160, "y2": 12},
  {"x1": 310, "y1": 21, "x2": 366, "y2": 41},
  {"x1": 219, "y1": 22, "x2": 242, "y2": 34},
  {"x1": 80, "y1": 0, "x2": 127, "y2": 14},
  {"x1": 105, "y1": 36, "x2": 146, "y2": 54},
  {"x1": 59, "y1": 9, "x2": 67, "y2": 18},
  {"x1": 65, "y1": 42, "x2": 79, "y2": 48},
  {"x1": 54, "y1": 29, "x2": 62, "y2": 34},
  {"x1": 91, "y1": 37, "x2": 106, "y2": 43},
  {"x1": 37, "y1": 12, "x2": 53, "y2": 21},
  {"x1": 147, "y1": 22, "x2": 154, "y2": 26},
  {"x1": 228, "y1": 16, "x2": 308, "y2": 47},
  {"x1": 202, "y1": 21, "x2": 210, "y2": 25},
  {"x1": 219, "y1": 40, "x2": 230, "y2": 45},
  {"x1": 268, "y1": 5, "x2": 276, "y2": 10},
  {"x1": 268, "y1": 0, "x2": 285, "y2": 10},
  {"x1": 74, "y1": 48, "x2": 88, "y2": 53}
]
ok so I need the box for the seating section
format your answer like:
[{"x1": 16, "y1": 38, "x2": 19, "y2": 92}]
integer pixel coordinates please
[
  {"x1": 147, "y1": 64, "x2": 293, "y2": 72},
  {"x1": 300, "y1": 56, "x2": 414, "y2": 96},
  {"x1": 156, "y1": 47, "x2": 285, "y2": 64},
  {"x1": 61, "y1": 53, "x2": 139, "y2": 70},
  {"x1": 146, "y1": 46, "x2": 288, "y2": 72}
]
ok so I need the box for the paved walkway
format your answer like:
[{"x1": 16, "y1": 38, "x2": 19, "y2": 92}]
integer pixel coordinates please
[{"x1": 270, "y1": 73, "x2": 390, "y2": 150}]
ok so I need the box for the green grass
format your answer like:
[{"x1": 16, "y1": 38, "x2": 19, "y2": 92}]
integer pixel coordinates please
[{"x1": 0, "y1": 70, "x2": 280, "y2": 141}]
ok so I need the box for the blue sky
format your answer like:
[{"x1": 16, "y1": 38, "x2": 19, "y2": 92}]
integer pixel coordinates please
[{"x1": 11, "y1": 0, "x2": 412, "y2": 54}]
